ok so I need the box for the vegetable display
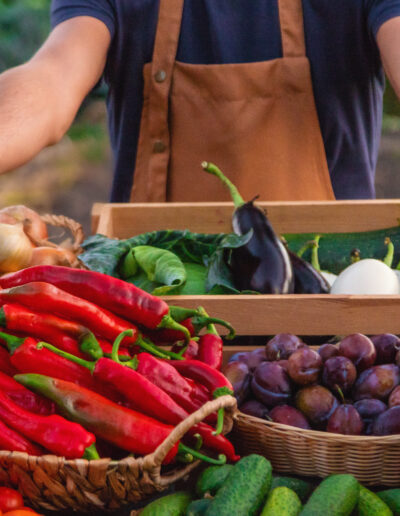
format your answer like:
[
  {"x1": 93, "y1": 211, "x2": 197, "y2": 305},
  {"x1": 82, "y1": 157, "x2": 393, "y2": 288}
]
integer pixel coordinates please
[
  {"x1": 143, "y1": 456, "x2": 400, "y2": 516},
  {"x1": 0, "y1": 264, "x2": 238, "y2": 471},
  {"x1": 228, "y1": 332, "x2": 400, "y2": 436}
]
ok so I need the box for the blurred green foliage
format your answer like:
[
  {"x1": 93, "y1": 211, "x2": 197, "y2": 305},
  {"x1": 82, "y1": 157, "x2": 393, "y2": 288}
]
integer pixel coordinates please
[{"x1": 0, "y1": 0, "x2": 51, "y2": 72}]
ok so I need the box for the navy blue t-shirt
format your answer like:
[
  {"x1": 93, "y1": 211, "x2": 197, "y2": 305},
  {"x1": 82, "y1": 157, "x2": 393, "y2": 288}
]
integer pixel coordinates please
[{"x1": 51, "y1": 0, "x2": 400, "y2": 202}]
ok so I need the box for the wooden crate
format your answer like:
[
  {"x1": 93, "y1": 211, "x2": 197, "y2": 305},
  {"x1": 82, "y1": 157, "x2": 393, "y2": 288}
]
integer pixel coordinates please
[{"x1": 92, "y1": 201, "x2": 400, "y2": 336}]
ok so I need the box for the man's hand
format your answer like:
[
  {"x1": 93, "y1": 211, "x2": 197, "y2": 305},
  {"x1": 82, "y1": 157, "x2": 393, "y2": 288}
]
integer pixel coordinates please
[
  {"x1": 377, "y1": 16, "x2": 400, "y2": 101},
  {"x1": 0, "y1": 16, "x2": 111, "y2": 173}
]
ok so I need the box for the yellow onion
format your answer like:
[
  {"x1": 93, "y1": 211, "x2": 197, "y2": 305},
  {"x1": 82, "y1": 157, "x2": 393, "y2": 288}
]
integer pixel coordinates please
[
  {"x1": 0, "y1": 205, "x2": 48, "y2": 242},
  {"x1": 29, "y1": 246, "x2": 78, "y2": 267},
  {"x1": 0, "y1": 222, "x2": 34, "y2": 273}
]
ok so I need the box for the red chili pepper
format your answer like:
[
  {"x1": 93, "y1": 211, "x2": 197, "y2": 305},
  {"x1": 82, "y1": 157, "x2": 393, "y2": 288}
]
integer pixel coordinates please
[
  {"x1": 168, "y1": 359, "x2": 234, "y2": 435},
  {"x1": 0, "y1": 266, "x2": 192, "y2": 340},
  {"x1": 136, "y1": 352, "x2": 210, "y2": 413},
  {"x1": 0, "y1": 370, "x2": 54, "y2": 415},
  {"x1": 146, "y1": 318, "x2": 195, "y2": 344},
  {"x1": 0, "y1": 331, "x2": 118, "y2": 400},
  {"x1": 15, "y1": 374, "x2": 226, "y2": 465},
  {"x1": 197, "y1": 333, "x2": 223, "y2": 370},
  {"x1": 38, "y1": 332, "x2": 239, "y2": 462},
  {"x1": 0, "y1": 304, "x2": 87, "y2": 358},
  {"x1": 171, "y1": 339, "x2": 199, "y2": 360},
  {"x1": 0, "y1": 419, "x2": 43, "y2": 455},
  {"x1": 0, "y1": 282, "x2": 140, "y2": 346},
  {"x1": 0, "y1": 389, "x2": 97, "y2": 459},
  {"x1": 0, "y1": 343, "x2": 18, "y2": 376}
]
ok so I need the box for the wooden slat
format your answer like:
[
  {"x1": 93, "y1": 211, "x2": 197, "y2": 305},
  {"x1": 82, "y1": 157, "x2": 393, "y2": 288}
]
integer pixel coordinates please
[
  {"x1": 91, "y1": 203, "x2": 106, "y2": 235},
  {"x1": 91, "y1": 200, "x2": 400, "y2": 239},
  {"x1": 164, "y1": 294, "x2": 400, "y2": 336}
]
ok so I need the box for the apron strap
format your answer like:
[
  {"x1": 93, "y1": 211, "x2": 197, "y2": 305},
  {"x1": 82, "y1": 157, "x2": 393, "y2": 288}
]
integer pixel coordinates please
[
  {"x1": 146, "y1": 0, "x2": 184, "y2": 201},
  {"x1": 278, "y1": 0, "x2": 307, "y2": 57}
]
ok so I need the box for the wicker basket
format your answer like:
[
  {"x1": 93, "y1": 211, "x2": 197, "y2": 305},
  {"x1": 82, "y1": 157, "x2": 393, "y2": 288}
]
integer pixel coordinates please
[
  {"x1": 231, "y1": 411, "x2": 400, "y2": 487},
  {"x1": 0, "y1": 395, "x2": 236, "y2": 512}
]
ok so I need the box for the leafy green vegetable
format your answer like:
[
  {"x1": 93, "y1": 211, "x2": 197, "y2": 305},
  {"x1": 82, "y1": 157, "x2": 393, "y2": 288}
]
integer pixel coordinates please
[{"x1": 80, "y1": 230, "x2": 252, "y2": 294}]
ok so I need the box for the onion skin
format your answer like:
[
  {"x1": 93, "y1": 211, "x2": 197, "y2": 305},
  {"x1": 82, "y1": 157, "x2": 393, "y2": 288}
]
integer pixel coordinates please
[
  {"x1": 0, "y1": 223, "x2": 33, "y2": 273},
  {"x1": 0, "y1": 205, "x2": 48, "y2": 242},
  {"x1": 28, "y1": 247, "x2": 78, "y2": 268}
]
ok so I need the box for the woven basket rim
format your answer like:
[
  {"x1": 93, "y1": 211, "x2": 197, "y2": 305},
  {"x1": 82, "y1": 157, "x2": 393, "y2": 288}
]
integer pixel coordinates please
[{"x1": 236, "y1": 410, "x2": 400, "y2": 443}]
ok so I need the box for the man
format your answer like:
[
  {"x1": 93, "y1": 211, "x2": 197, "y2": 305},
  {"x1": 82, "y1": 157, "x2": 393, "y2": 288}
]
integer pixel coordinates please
[{"x1": 0, "y1": 1, "x2": 399, "y2": 203}]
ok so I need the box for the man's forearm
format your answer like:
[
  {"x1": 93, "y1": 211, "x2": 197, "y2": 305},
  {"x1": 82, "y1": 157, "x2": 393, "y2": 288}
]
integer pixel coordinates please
[
  {"x1": 377, "y1": 17, "x2": 400, "y2": 101},
  {"x1": 0, "y1": 62, "x2": 66, "y2": 173}
]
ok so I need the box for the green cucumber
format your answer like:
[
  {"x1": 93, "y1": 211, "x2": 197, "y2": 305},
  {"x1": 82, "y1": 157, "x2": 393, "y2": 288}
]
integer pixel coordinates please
[
  {"x1": 284, "y1": 226, "x2": 400, "y2": 275},
  {"x1": 378, "y1": 489, "x2": 400, "y2": 515},
  {"x1": 271, "y1": 476, "x2": 313, "y2": 503},
  {"x1": 205, "y1": 454, "x2": 272, "y2": 516},
  {"x1": 187, "y1": 498, "x2": 213, "y2": 516},
  {"x1": 196, "y1": 465, "x2": 234, "y2": 497},
  {"x1": 300, "y1": 474, "x2": 359, "y2": 516},
  {"x1": 261, "y1": 487, "x2": 302, "y2": 516},
  {"x1": 358, "y1": 485, "x2": 393, "y2": 516},
  {"x1": 140, "y1": 491, "x2": 192, "y2": 515}
]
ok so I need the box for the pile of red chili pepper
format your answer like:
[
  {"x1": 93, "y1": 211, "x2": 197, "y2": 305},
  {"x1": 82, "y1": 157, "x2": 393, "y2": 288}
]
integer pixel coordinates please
[{"x1": 0, "y1": 265, "x2": 239, "y2": 466}]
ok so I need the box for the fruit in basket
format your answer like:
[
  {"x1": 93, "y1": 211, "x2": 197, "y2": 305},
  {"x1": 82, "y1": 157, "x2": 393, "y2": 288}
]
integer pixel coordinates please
[
  {"x1": 265, "y1": 333, "x2": 305, "y2": 361},
  {"x1": 388, "y1": 385, "x2": 400, "y2": 408},
  {"x1": 222, "y1": 361, "x2": 251, "y2": 405},
  {"x1": 353, "y1": 364, "x2": 400, "y2": 401},
  {"x1": 240, "y1": 399, "x2": 269, "y2": 419},
  {"x1": 287, "y1": 348, "x2": 322, "y2": 385},
  {"x1": 353, "y1": 399, "x2": 387, "y2": 423},
  {"x1": 246, "y1": 348, "x2": 268, "y2": 370},
  {"x1": 269, "y1": 405, "x2": 311, "y2": 429},
  {"x1": 251, "y1": 362, "x2": 292, "y2": 407},
  {"x1": 338, "y1": 333, "x2": 377, "y2": 372},
  {"x1": 372, "y1": 405, "x2": 400, "y2": 435},
  {"x1": 371, "y1": 333, "x2": 400, "y2": 364},
  {"x1": 317, "y1": 343, "x2": 339, "y2": 362},
  {"x1": 322, "y1": 356, "x2": 357, "y2": 393},
  {"x1": 295, "y1": 385, "x2": 338, "y2": 427},
  {"x1": 326, "y1": 405, "x2": 364, "y2": 435}
]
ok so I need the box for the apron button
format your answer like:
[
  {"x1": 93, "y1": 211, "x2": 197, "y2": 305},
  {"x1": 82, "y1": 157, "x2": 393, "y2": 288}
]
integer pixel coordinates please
[
  {"x1": 154, "y1": 70, "x2": 167, "y2": 83},
  {"x1": 153, "y1": 140, "x2": 166, "y2": 153}
]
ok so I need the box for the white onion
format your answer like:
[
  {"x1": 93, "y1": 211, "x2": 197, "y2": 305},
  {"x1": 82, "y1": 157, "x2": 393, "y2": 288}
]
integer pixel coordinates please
[
  {"x1": 320, "y1": 271, "x2": 337, "y2": 288},
  {"x1": 330, "y1": 259, "x2": 400, "y2": 295},
  {"x1": 0, "y1": 222, "x2": 33, "y2": 273}
]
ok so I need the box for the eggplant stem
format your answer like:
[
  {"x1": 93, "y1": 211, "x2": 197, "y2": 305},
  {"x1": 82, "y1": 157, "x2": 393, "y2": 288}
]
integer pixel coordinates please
[
  {"x1": 383, "y1": 237, "x2": 394, "y2": 268},
  {"x1": 201, "y1": 162, "x2": 245, "y2": 208}
]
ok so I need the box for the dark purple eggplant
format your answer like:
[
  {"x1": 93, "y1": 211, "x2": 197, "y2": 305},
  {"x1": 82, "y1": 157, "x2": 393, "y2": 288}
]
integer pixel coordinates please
[
  {"x1": 288, "y1": 249, "x2": 330, "y2": 294},
  {"x1": 202, "y1": 162, "x2": 294, "y2": 294}
]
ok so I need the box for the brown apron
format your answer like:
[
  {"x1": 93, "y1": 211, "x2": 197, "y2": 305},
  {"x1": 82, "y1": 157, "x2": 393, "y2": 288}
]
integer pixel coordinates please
[{"x1": 131, "y1": 0, "x2": 335, "y2": 202}]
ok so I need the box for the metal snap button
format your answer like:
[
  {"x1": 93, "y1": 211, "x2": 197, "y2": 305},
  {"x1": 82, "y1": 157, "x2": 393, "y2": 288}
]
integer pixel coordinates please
[
  {"x1": 153, "y1": 140, "x2": 166, "y2": 153},
  {"x1": 154, "y1": 70, "x2": 167, "y2": 83}
]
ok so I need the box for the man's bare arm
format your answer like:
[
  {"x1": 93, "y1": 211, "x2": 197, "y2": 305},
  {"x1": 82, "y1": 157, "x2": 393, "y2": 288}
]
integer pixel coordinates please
[
  {"x1": 0, "y1": 16, "x2": 111, "y2": 173},
  {"x1": 377, "y1": 16, "x2": 400, "y2": 100}
]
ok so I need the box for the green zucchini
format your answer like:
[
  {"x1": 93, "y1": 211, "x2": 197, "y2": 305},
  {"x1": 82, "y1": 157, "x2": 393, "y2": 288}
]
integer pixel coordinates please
[
  {"x1": 140, "y1": 491, "x2": 192, "y2": 515},
  {"x1": 271, "y1": 476, "x2": 313, "y2": 503},
  {"x1": 261, "y1": 487, "x2": 302, "y2": 515},
  {"x1": 284, "y1": 226, "x2": 400, "y2": 274},
  {"x1": 358, "y1": 485, "x2": 393, "y2": 516},
  {"x1": 195, "y1": 465, "x2": 234, "y2": 497},
  {"x1": 187, "y1": 498, "x2": 213, "y2": 516},
  {"x1": 205, "y1": 454, "x2": 272, "y2": 516},
  {"x1": 300, "y1": 474, "x2": 359, "y2": 516},
  {"x1": 378, "y1": 489, "x2": 400, "y2": 515}
]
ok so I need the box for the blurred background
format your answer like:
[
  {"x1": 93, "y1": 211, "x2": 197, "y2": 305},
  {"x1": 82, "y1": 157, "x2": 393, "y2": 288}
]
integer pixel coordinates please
[{"x1": 0, "y1": 0, "x2": 400, "y2": 237}]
